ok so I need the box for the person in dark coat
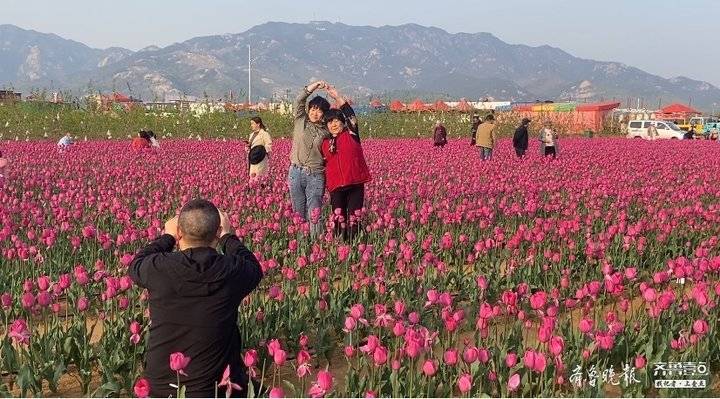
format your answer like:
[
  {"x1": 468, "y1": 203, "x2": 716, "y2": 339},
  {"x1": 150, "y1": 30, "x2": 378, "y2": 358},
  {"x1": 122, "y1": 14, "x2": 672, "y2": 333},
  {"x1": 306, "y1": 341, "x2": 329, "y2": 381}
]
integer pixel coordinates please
[
  {"x1": 433, "y1": 121, "x2": 448, "y2": 147},
  {"x1": 129, "y1": 199, "x2": 263, "y2": 398},
  {"x1": 470, "y1": 114, "x2": 481, "y2": 145},
  {"x1": 513, "y1": 118, "x2": 531, "y2": 157}
]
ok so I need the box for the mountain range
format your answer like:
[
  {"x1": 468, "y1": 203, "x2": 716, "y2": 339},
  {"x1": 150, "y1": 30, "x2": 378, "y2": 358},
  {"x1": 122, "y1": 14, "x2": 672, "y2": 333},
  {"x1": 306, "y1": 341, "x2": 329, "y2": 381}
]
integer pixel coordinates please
[{"x1": 1, "y1": 22, "x2": 718, "y2": 110}]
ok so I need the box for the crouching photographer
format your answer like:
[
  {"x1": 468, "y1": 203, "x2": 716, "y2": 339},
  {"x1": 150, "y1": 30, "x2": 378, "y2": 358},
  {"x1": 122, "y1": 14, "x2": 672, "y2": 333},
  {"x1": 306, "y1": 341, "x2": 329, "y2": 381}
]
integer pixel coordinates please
[{"x1": 129, "y1": 199, "x2": 263, "y2": 397}]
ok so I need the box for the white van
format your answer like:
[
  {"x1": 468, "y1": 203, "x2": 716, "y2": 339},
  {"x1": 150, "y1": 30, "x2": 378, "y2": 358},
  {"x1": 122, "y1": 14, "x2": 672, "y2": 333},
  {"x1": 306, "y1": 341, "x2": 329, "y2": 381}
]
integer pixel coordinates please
[{"x1": 626, "y1": 120, "x2": 685, "y2": 140}]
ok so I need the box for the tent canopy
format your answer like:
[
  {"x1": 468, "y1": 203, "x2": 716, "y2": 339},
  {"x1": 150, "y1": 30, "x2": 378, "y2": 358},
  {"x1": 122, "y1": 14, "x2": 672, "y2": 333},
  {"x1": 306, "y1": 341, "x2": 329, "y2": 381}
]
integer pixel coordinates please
[
  {"x1": 408, "y1": 98, "x2": 428, "y2": 111},
  {"x1": 455, "y1": 99, "x2": 473, "y2": 112},
  {"x1": 433, "y1": 100, "x2": 450, "y2": 111},
  {"x1": 389, "y1": 100, "x2": 405, "y2": 112},
  {"x1": 660, "y1": 103, "x2": 700, "y2": 115},
  {"x1": 370, "y1": 99, "x2": 384, "y2": 108}
]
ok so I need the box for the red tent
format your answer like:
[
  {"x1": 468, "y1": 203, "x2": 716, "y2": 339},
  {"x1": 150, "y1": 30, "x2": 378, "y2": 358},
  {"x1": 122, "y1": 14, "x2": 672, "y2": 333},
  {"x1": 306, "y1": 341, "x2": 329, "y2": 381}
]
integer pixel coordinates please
[
  {"x1": 455, "y1": 98, "x2": 473, "y2": 112},
  {"x1": 370, "y1": 98, "x2": 384, "y2": 108},
  {"x1": 389, "y1": 99, "x2": 405, "y2": 112},
  {"x1": 408, "y1": 98, "x2": 428, "y2": 112},
  {"x1": 659, "y1": 103, "x2": 700, "y2": 115},
  {"x1": 433, "y1": 100, "x2": 450, "y2": 111}
]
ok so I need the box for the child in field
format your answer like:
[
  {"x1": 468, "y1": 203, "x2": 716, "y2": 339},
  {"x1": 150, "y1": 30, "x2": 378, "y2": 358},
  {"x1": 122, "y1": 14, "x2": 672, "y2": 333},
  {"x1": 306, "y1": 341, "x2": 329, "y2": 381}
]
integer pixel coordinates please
[
  {"x1": 131, "y1": 130, "x2": 151, "y2": 150},
  {"x1": 57, "y1": 133, "x2": 74, "y2": 150},
  {"x1": 539, "y1": 121, "x2": 559, "y2": 159}
]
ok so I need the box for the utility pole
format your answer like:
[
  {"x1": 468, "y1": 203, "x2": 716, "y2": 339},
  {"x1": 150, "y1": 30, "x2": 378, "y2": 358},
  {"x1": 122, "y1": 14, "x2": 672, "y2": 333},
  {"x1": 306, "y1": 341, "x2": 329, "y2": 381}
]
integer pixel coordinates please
[{"x1": 247, "y1": 45, "x2": 251, "y2": 105}]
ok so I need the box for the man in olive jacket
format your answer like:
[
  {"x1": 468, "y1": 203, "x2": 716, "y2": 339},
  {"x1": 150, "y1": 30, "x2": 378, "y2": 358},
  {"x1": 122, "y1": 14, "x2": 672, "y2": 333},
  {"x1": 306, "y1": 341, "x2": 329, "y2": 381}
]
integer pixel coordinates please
[{"x1": 474, "y1": 114, "x2": 496, "y2": 160}]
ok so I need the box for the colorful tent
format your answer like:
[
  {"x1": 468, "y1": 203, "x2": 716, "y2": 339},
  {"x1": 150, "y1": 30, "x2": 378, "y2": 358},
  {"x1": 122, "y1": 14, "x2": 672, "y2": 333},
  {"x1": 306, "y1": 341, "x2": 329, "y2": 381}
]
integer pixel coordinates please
[
  {"x1": 408, "y1": 98, "x2": 428, "y2": 112},
  {"x1": 433, "y1": 100, "x2": 450, "y2": 111},
  {"x1": 370, "y1": 99, "x2": 384, "y2": 108},
  {"x1": 389, "y1": 100, "x2": 405, "y2": 112},
  {"x1": 455, "y1": 99, "x2": 473, "y2": 112}
]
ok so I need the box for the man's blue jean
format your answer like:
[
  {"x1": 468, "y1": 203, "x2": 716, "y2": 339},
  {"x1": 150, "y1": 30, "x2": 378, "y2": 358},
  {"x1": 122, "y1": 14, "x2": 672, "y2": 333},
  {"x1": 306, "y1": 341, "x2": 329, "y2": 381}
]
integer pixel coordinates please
[
  {"x1": 288, "y1": 165, "x2": 325, "y2": 237},
  {"x1": 479, "y1": 146, "x2": 493, "y2": 160}
]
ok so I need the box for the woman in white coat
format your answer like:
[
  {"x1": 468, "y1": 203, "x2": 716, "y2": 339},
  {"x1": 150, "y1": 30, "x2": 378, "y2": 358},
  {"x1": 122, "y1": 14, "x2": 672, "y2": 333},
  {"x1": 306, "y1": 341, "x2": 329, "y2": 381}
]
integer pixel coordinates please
[{"x1": 247, "y1": 116, "x2": 273, "y2": 178}]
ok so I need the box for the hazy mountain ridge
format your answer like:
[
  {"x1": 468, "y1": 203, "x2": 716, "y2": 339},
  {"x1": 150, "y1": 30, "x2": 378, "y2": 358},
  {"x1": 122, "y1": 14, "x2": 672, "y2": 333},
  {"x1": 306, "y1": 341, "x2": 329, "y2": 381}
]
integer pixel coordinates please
[{"x1": 1, "y1": 22, "x2": 718, "y2": 109}]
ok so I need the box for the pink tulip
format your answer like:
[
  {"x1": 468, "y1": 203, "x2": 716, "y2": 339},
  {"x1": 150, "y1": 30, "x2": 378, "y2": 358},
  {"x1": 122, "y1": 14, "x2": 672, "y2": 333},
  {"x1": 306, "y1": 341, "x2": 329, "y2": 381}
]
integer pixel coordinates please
[
  {"x1": 457, "y1": 373, "x2": 472, "y2": 394},
  {"x1": 273, "y1": 349, "x2": 287, "y2": 366},
  {"x1": 422, "y1": 359, "x2": 437, "y2": 376},
  {"x1": 508, "y1": 373, "x2": 520, "y2": 392},
  {"x1": 443, "y1": 348, "x2": 458, "y2": 365},
  {"x1": 462, "y1": 346, "x2": 478, "y2": 364},
  {"x1": 505, "y1": 352, "x2": 518, "y2": 368},
  {"x1": 549, "y1": 336, "x2": 564, "y2": 356},
  {"x1": 8, "y1": 319, "x2": 31, "y2": 345},
  {"x1": 579, "y1": 318, "x2": 593, "y2": 333},
  {"x1": 635, "y1": 355, "x2": 646, "y2": 369},
  {"x1": 692, "y1": 319, "x2": 709, "y2": 335},
  {"x1": 133, "y1": 378, "x2": 150, "y2": 398},
  {"x1": 218, "y1": 365, "x2": 242, "y2": 397},
  {"x1": 269, "y1": 387, "x2": 285, "y2": 398},
  {"x1": 169, "y1": 352, "x2": 191, "y2": 376}
]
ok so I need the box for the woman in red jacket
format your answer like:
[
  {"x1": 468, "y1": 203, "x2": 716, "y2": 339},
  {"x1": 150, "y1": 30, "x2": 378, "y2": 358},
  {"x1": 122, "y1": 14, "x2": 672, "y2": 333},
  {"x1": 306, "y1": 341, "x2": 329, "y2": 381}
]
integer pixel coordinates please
[{"x1": 321, "y1": 108, "x2": 371, "y2": 241}]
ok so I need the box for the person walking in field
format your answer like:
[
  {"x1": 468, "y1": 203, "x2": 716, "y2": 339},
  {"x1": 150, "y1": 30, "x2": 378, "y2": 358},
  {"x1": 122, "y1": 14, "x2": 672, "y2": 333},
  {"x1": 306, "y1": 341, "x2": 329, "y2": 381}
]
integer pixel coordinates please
[
  {"x1": 129, "y1": 199, "x2": 263, "y2": 398},
  {"x1": 513, "y1": 118, "x2": 531, "y2": 158},
  {"x1": 433, "y1": 121, "x2": 448, "y2": 147},
  {"x1": 474, "y1": 114, "x2": 496, "y2": 160},
  {"x1": 539, "y1": 121, "x2": 559, "y2": 159},
  {"x1": 321, "y1": 103, "x2": 371, "y2": 241},
  {"x1": 288, "y1": 80, "x2": 332, "y2": 238},
  {"x1": 247, "y1": 117, "x2": 272, "y2": 178}
]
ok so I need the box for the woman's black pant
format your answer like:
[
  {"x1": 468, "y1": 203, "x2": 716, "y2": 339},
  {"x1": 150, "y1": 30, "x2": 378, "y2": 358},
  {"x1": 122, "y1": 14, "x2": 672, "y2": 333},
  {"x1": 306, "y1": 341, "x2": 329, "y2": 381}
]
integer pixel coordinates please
[
  {"x1": 544, "y1": 146, "x2": 556, "y2": 158},
  {"x1": 329, "y1": 184, "x2": 365, "y2": 241}
]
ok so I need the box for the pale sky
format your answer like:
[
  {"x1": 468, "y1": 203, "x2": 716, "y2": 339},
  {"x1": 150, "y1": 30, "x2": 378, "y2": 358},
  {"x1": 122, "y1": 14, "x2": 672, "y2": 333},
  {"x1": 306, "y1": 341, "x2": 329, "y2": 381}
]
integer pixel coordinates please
[{"x1": 3, "y1": 0, "x2": 719, "y2": 86}]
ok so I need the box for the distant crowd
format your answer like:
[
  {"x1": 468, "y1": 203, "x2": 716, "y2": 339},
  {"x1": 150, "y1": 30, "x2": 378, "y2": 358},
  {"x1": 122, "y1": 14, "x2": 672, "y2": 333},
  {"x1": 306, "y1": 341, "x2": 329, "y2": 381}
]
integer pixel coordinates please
[{"x1": 432, "y1": 113, "x2": 559, "y2": 159}]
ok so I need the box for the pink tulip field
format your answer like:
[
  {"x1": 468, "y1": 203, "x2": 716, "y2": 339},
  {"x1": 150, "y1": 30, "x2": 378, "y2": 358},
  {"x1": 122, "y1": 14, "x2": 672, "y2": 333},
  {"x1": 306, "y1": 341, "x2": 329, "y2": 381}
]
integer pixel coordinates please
[{"x1": 0, "y1": 138, "x2": 719, "y2": 397}]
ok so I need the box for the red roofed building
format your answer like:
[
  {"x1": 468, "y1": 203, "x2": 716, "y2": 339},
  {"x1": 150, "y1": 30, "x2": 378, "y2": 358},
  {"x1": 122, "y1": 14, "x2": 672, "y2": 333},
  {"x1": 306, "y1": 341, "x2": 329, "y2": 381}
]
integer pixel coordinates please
[{"x1": 657, "y1": 103, "x2": 701, "y2": 120}]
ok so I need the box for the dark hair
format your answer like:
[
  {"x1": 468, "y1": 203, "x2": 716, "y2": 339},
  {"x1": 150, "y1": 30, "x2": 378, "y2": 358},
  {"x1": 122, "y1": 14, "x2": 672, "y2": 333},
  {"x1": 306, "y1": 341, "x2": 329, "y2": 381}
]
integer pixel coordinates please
[
  {"x1": 139, "y1": 130, "x2": 150, "y2": 140},
  {"x1": 178, "y1": 199, "x2": 221, "y2": 245},
  {"x1": 324, "y1": 109, "x2": 346, "y2": 125},
  {"x1": 146, "y1": 130, "x2": 156, "y2": 139},
  {"x1": 308, "y1": 96, "x2": 330, "y2": 113},
  {"x1": 250, "y1": 116, "x2": 266, "y2": 130},
  {"x1": 485, "y1": 114, "x2": 495, "y2": 121}
]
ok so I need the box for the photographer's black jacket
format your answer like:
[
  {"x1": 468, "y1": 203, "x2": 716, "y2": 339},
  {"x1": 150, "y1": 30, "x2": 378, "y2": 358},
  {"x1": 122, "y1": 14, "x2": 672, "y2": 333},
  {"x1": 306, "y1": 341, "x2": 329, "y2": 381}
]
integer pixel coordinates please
[{"x1": 129, "y1": 233, "x2": 262, "y2": 397}]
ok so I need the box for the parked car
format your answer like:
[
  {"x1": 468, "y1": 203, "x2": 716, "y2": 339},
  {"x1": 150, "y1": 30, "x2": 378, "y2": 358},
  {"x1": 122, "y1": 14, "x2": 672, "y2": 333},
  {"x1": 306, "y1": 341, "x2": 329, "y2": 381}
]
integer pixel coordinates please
[{"x1": 626, "y1": 120, "x2": 685, "y2": 140}]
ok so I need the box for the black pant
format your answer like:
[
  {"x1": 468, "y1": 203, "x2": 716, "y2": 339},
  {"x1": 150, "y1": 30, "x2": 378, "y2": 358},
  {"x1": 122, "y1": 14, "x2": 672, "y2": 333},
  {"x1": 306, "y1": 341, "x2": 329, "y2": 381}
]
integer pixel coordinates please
[
  {"x1": 515, "y1": 147, "x2": 526, "y2": 158},
  {"x1": 329, "y1": 184, "x2": 365, "y2": 241},
  {"x1": 544, "y1": 146, "x2": 556, "y2": 158}
]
